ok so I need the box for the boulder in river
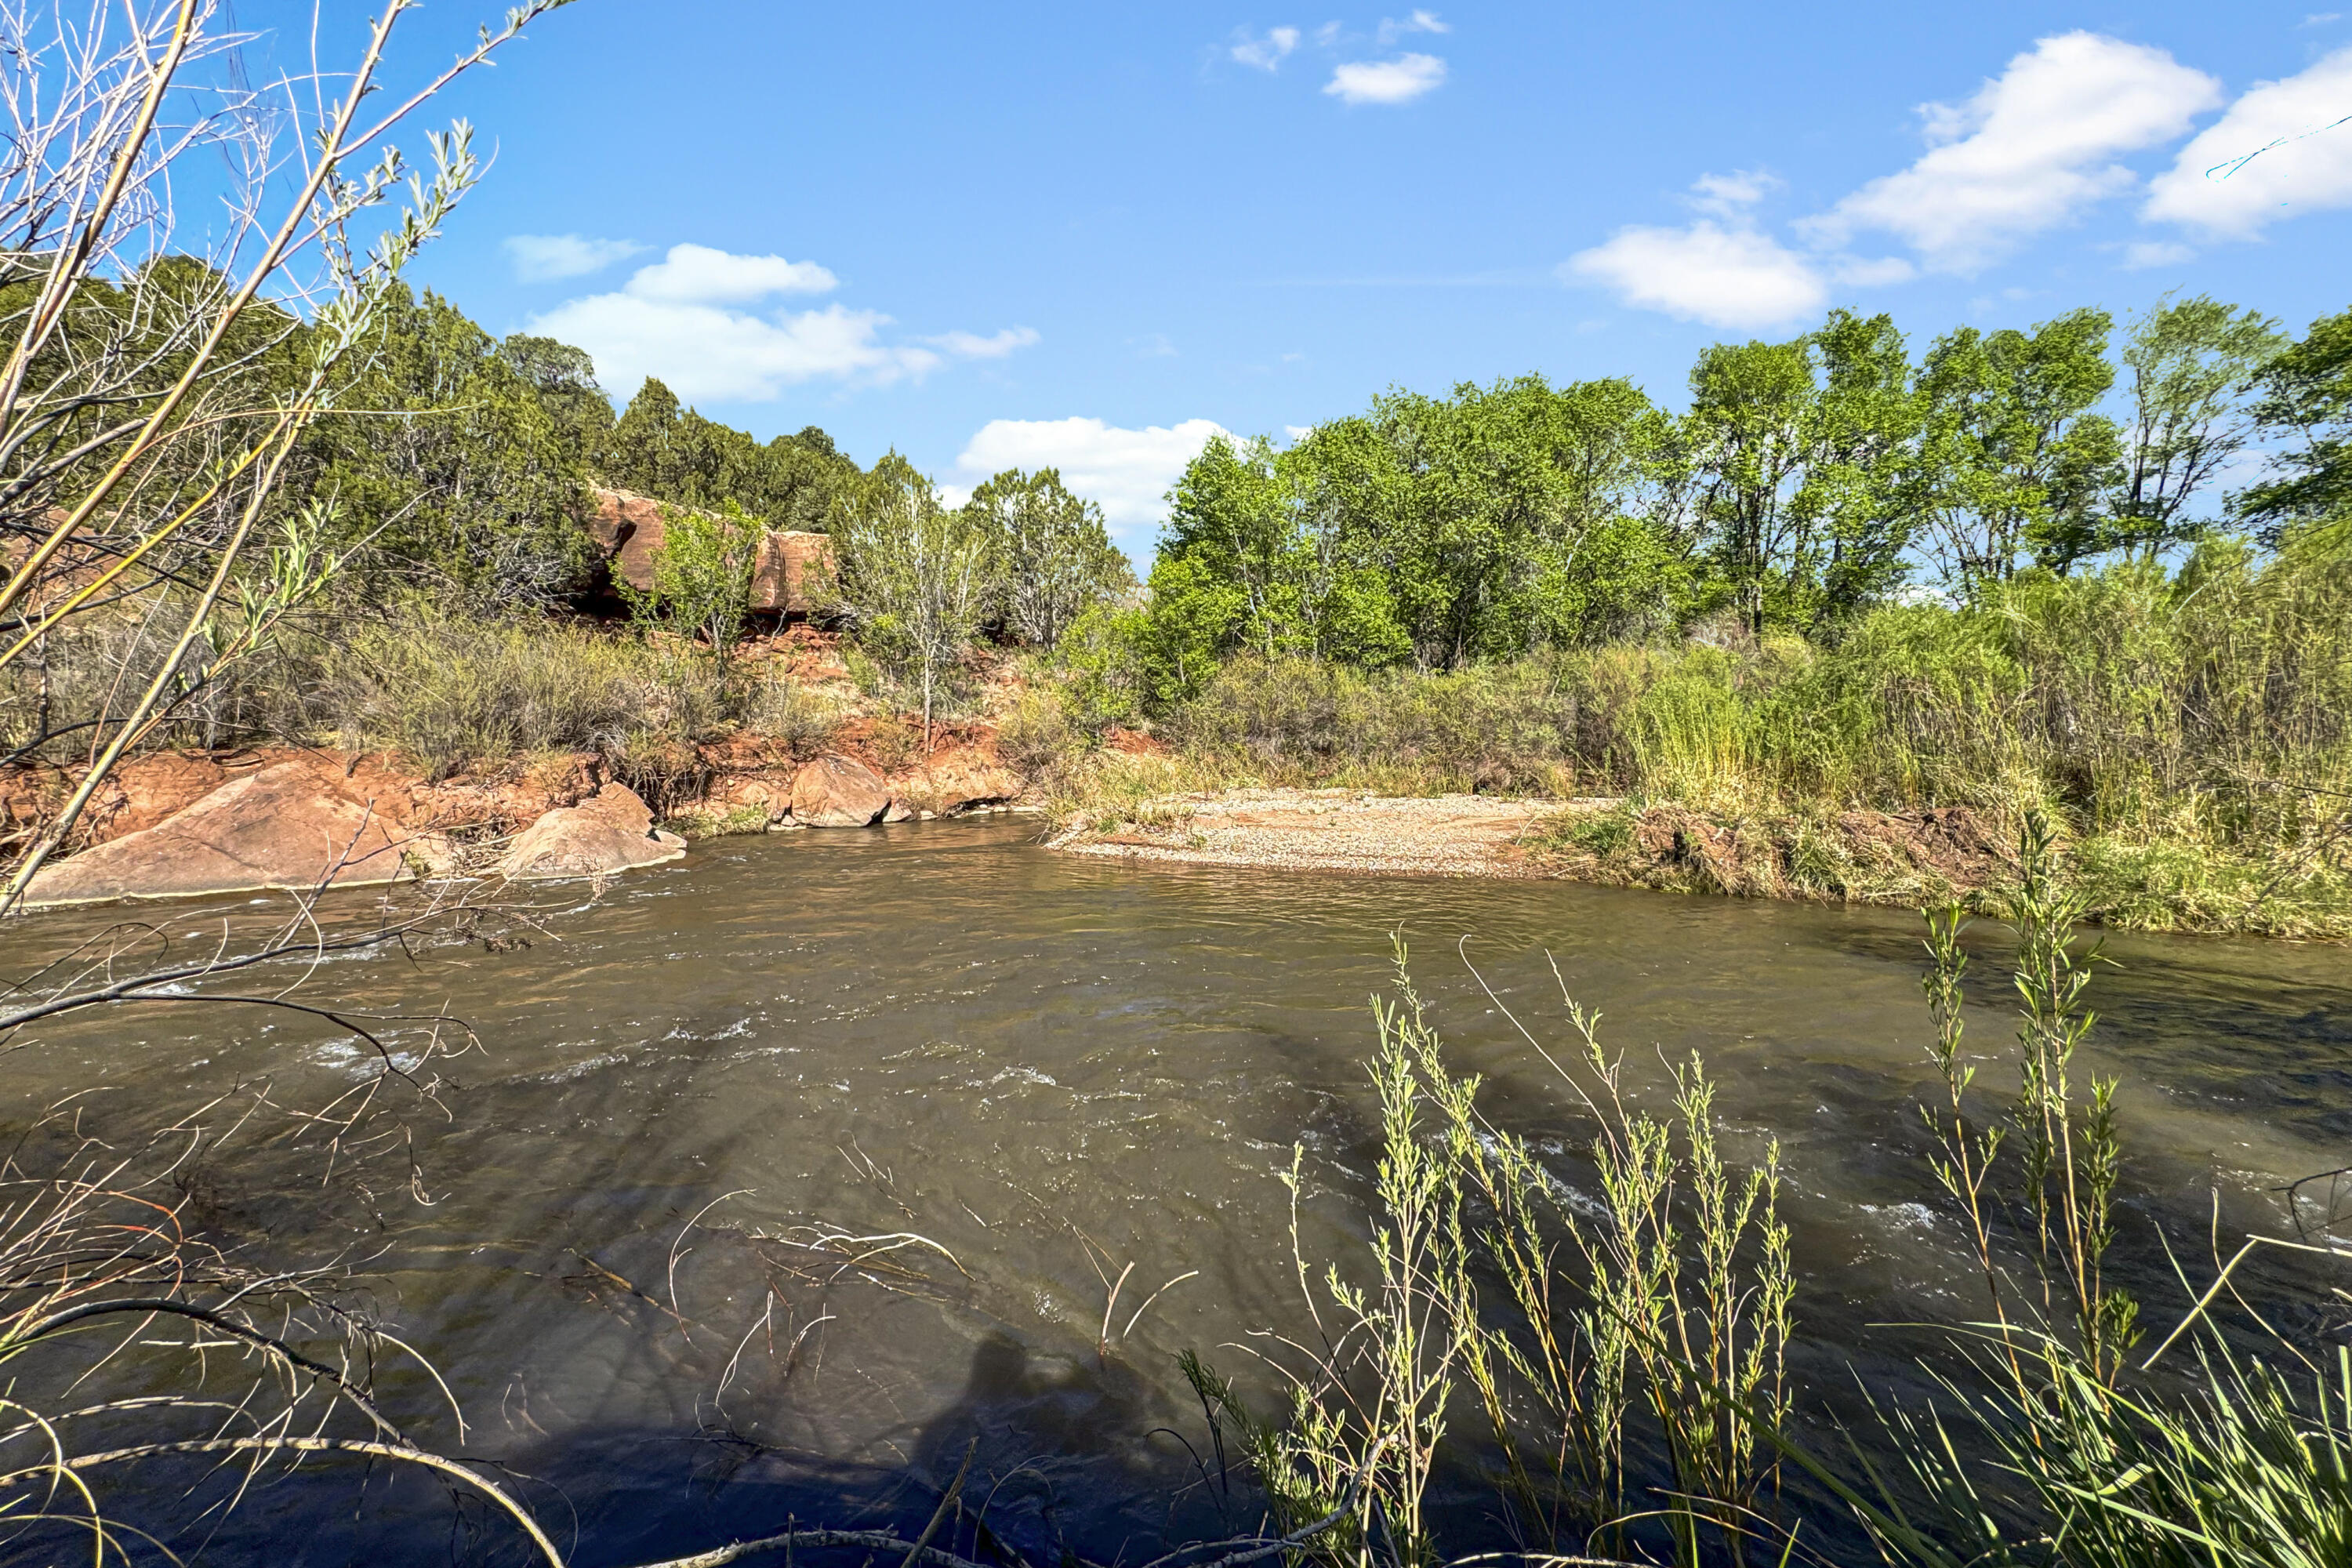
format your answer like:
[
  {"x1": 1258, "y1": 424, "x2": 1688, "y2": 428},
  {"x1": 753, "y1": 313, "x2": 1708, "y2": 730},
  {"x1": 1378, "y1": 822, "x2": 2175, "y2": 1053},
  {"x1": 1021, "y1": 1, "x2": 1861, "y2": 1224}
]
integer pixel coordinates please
[
  {"x1": 496, "y1": 783, "x2": 686, "y2": 880},
  {"x1": 22, "y1": 760, "x2": 441, "y2": 907},
  {"x1": 789, "y1": 753, "x2": 892, "y2": 827}
]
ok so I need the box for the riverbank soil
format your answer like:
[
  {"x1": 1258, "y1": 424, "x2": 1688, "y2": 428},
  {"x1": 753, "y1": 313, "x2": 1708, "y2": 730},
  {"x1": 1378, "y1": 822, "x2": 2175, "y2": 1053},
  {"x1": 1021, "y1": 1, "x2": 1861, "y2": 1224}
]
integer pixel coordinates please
[
  {"x1": 1050, "y1": 788, "x2": 2005, "y2": 894},
  {"x1": 1051, "y1": 789, "x2": 1573, "y2": 877}
]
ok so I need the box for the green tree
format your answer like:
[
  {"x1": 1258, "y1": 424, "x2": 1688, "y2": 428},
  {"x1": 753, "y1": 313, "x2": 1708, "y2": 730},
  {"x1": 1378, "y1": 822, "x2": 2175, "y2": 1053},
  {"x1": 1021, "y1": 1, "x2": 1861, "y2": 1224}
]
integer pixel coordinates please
[
  {"x1": 964, "y1": 466, "x2": 1134, "y2": 648},
  {"x1": 499, "y1": 332, "x2": 615, "y2": 463},
  {"x1": 1802, "y1": 309, "x2": 1927, "y2": 622},
  {"x1": 1682, "y1": 336, "x2": 1817, "y2": 634},
  {"x1": 620, "y1": 499, "x2": 760, "y2": 671},
  {"x1": 826, "y1": 455, "x2": 987, "y2": 745},
  {"x1": 299, "y1": 286, "x2": 593, "y2": 610},
  {"x1": 1156, "y1": 377, "x2": 1673, "y2": 671},
  {"x1": 2236, "y1": 304, "x2": 2352, "y2": 543},
  {"x1": 2109, "y1": 296, "x2": 2286, "y2": 560},
  {"x1": 600, "y1": 377, "x2": 861, "y2": 531},
  {"x1": 1917, "y1": 309, "x2": 2123, "y2": 590}
]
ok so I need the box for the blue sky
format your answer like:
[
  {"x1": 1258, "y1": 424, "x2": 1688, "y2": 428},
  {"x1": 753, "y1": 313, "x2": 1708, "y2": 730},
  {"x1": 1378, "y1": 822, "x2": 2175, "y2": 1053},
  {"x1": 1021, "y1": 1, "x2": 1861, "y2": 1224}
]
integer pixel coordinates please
[{"x1": 238, "y1": 2, "x2": 2352, "y2": 558}]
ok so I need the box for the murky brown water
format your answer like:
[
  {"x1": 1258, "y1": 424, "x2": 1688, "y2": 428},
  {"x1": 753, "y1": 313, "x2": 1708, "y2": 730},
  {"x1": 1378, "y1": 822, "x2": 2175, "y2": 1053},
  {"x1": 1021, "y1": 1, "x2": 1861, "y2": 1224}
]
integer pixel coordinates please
[{"x1": 5, "y1": 818, "x2": 2347, "y2": 1564}]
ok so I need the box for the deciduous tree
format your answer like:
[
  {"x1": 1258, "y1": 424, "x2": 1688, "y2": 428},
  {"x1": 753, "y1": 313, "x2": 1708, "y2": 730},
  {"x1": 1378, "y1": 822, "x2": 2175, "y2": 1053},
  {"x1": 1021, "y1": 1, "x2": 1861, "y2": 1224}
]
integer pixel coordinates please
[
  {"x1": 1917, "y1": 310, "x2": 2123, "y2": 590},
  {"x1": 2236, "y1": 304, "x2": 2352, "y2": 545},
  {"x1": 826, "y1": 455, "x2": 986, "y2": 746},
  {"x1": 2109, "y1": 296, "x2": 2285, "y2": 560}
]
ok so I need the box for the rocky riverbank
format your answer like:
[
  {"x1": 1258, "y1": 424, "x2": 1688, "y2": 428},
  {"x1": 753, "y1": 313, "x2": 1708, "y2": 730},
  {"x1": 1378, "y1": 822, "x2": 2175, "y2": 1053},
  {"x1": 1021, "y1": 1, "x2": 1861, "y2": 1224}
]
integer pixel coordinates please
[{"x1": 2, "y1": 730, "x2": 1025, "y2": 907}]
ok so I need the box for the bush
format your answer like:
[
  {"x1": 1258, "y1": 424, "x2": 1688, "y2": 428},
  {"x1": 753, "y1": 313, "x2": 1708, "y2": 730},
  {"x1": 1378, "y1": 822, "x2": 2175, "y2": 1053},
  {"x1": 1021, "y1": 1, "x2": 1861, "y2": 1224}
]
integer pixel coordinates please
[
  {"x1": 302, "y1": 618, "x2": 732, "y2": 780},
  {"x1": 742, "y1": 670, "x2": 845, "y2": 761}
]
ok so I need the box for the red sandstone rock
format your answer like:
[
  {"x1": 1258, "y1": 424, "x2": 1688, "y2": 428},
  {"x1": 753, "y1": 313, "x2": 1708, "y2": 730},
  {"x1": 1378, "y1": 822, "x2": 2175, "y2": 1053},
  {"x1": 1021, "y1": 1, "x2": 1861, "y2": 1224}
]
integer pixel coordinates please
[
  {"x1": 495, "y1": 783, "x2": 686, "y2": 880},
  {"x1": 751, "y1": 530, "x2": 833, "y2": 616},
  {"x1": 583, "y1": 488, "x2": 670, "y2": 597},
  {"x1": 586, "y1": 488, "x2": 835, "y2": 615},
  {"x1": 887, "y1": 746, "x2": 1022, "y2": 817},
  {"x1": 21, "y1": 761, "x2": 442, "y2": 907},
  {"x1": 789, "y1": 753, "x2": 891, "y2": 827}
]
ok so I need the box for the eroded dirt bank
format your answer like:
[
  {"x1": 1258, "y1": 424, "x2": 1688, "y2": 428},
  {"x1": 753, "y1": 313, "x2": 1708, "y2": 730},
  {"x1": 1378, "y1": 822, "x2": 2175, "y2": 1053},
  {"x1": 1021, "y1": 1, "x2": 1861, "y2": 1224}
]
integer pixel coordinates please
[{"x1": 1051, "y1": 787, "x2": 2025, "y2": 911}]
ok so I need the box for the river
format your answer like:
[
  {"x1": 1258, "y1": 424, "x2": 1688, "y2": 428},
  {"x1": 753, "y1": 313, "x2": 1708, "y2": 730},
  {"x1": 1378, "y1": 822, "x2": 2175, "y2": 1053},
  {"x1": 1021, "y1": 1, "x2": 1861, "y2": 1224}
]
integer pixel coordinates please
[{"x1": 4, "y1": 818, "x2": 2346, "y2": 1565}]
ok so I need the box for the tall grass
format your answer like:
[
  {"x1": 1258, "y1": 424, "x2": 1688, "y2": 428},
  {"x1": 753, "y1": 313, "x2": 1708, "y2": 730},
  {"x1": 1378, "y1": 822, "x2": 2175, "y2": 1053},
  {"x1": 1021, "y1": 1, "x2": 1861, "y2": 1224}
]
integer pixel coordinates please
[
  {"x1": 1196, "y1": 818, "x2": 2350, "y2": 1567},
  {"x1": 0, "y1": 612, "x2": 851, "y2": 785},
  {"x1": 1164, "y1": 544, "x2": 2350, "y2": 835},
  {"x1": 1030, "y1": 543, "x2": 2352, "y2": 933}
]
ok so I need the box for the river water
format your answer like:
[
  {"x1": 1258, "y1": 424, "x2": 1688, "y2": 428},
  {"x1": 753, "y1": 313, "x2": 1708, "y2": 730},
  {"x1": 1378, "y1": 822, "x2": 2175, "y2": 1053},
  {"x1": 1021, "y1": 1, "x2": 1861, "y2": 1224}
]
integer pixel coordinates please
[{"x1": 5, "y1": 818, "x2": 2347, "y2": 1565}]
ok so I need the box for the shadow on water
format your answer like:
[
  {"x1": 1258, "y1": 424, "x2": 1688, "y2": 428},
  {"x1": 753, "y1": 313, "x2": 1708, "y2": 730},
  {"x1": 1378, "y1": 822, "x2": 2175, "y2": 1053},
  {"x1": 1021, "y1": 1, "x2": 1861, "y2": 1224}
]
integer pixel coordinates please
[{"x1": 2, "y1": 818, "x2": 2347, "y2": 1563}]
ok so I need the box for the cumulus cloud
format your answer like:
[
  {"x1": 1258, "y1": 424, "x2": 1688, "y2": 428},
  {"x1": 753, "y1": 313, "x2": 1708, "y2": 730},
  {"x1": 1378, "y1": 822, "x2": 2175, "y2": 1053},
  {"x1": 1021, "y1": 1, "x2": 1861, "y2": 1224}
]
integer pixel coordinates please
[
  {"x1": 1324, "y1": 53, "x2": 1447, "y2": 105},
  {"x1": 951, "y1": 416, "x2": 1230, "y2": 555},
  {"x1": 2143, "y1": 48, "x2": 2352, "y2": 237},
  {"x1": 622, "y1": 243, "x2": 837, "y2": 303},
  {"x1": 1809, "y1": 32, "x2": 2222, "y2": 271},
  {"x1": 1564, "y1": 204, "x2": 1828, "y2": 330},
  {"x1": 1376, "y1": 9, "x2": 1448, "y2": 45},
  {"x1": 528, "y1": 244, "x2": 1033, "y2": 404},
  {"x1": 502, "y1": 234, "x2": 645, "y2": 282},
  {"x1": 1231, "y1": 25, "x2": 1301, "y2": 69}
]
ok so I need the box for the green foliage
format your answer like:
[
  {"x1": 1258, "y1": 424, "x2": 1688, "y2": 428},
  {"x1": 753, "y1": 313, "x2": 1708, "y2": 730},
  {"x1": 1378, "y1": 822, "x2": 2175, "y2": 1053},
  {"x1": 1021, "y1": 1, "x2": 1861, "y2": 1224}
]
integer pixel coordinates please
[
  {"x1": 1152, "y1": 377, "x2": 1682, "y2": 673},
  {"x1": 826, "y1": 454, "x2": 989, "y2": 738},
  {"x1": 499, "y1": 331, "x2": 615, "y2": 462},
  {"x1": 2111, "y1": 295, "x2": 2286, "y2": 557},
  {"x1": 1918, "y1": 307, "x2": 2125, "y2": 586},
  {"x1": 601, "y1": 376, "x2": 860, "y2": 531},
  {"x1": 304, "y1": 619, "x2": 733, "y2": 781},
  {"x1": 297, "y1": 286, "x2": 595, "y2": 610},
  {"x1": 1211, "y1": 832, "x2": 2347, "y2": 1568},
  {"x1": 2238, "y1": 303, "x2": 2352, "y2": 542},
  {"x1": 619, "y1": 499, "x2": 761, "y2": 670},
  {"x1": 963, "y1": 466, "x2": 1134, "y2": 648}
]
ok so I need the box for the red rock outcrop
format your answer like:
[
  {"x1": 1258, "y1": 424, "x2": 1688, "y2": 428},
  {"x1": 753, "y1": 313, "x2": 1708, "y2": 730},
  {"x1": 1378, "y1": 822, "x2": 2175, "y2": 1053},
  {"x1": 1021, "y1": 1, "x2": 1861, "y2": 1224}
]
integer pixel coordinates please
[
  {"x1": 885, "y1": 742, "x2": 1022, "y2": 817},
  {"x1": 751, "y1": 529, "x2": 832, "y2": 616},
  {"x1": 20, "y1": 760, "x2": 445, "y2": 907},
  {"x1": 584, "y1": 488, "x2": 833, "y2": 616},
  {"x1": 789, "y1": 753, "x2": 893, "y2": 827},
  {"x1": 495, "y1": 782, "x2": 686, "y2": 880}
]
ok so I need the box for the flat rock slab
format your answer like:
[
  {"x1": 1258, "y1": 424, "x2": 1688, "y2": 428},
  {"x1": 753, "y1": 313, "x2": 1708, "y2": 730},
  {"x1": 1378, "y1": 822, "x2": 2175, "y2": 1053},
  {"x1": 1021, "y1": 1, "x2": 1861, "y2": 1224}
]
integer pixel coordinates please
[
  {"x1": 1056, "y1": 789, "x2": 1553, "y2": 877},
  {"x1": 497, "y1": 783, "x2": 686, "y2": 880},
  {"x1": 23, "y1": 760, "x2": 439, "y2": 907}
]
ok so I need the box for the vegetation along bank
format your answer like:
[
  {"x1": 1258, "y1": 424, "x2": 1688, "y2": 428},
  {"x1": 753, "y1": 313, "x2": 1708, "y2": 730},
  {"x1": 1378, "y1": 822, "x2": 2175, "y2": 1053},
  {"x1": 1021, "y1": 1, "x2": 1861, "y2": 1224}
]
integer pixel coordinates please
[{"x1": 7, "y1": 279, "x2": 2349, "y2": 937}]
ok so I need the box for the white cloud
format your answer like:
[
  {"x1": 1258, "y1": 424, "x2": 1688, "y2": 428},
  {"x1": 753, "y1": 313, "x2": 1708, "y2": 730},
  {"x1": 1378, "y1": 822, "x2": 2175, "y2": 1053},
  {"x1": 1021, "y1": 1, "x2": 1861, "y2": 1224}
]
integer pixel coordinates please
[
  {"x1": 1809, "y1": 32, "x2": 2222, "y2": 270},
  {"x1": 502, "y1": 234, "x2": 645, "y2": 282},
  {"x1": 951, "y1": 416, "x2": 1229, "y2": 554},
  {"x1": 1565, "y1": 220, "x2": 1827, "y2": 329},
  {"x1": 922, "y1": 327, "x2": 1041, "y2": 359},
  {"x1": 2143, "y1": 47, "x2": 2352, "y2": 237},
  {"x1": 622, "y1": 242, "x2": 837, "y2": 304},
  {"x1": 1324, "y1": 53, "x2": 1447, "y2": 105},
  {"x1": 1689, "y1": 169, "x2": 1779, "y2": 216},
  {"x1": 528, "y1": 244, "x2": 1033, "y2": 403},
  {"x1": 1376, "y1": 9, "x2": 1448, "y2": 45},
  {"x1": 1830, "y1": 254, "x2": 1917, "y2": 285},
  {"x1": 1231, "y1": 25, "x2": 1301, "y2": 70},
  {"x1": 2121, "y1": 239, "x2": 2196, "y2": 268}
]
